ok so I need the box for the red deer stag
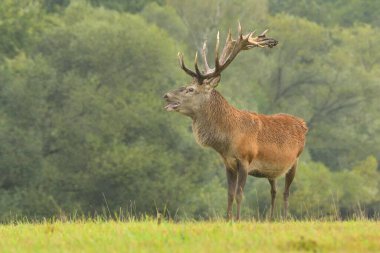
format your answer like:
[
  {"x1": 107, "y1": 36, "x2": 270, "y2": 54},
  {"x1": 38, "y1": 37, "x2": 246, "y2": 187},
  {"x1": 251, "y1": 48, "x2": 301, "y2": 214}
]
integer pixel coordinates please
[{"x1": 163, "y1": 23, "x2": 307, "y2": 220}]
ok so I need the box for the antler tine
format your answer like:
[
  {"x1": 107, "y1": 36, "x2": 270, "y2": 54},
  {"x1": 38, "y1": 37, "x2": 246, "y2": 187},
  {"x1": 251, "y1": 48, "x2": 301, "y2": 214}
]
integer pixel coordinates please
[
  {"x1": 194, "y1": 51, "x2": 202, "y2": 76},
  {"x1": 238, "y1": 21, "x2": 243, "y2": 40},
  {"x1": 226, "y1": 28, "x2": 232, "y2": 43},
  {"x1": 242, "y1": 31, "x2": 255, "y2": 49},
  {"x1": 215, "y1": 31, "x2": 220, "y2": 70},
  {"x1": 247, "y1": 31, "x2": 255, "y2": 39},
  {"x1": 219, "y1": 28, "x2": 235, "y2": 64},
  {"x1": 202, "y1": 41, "x2": 211, "y2": 73},
  {"x1": 259, "y1": 29, "x2": 268, "y2": 37},
  {"x1": 178, "y1": 52, "x2": 197, "y2": 78}
]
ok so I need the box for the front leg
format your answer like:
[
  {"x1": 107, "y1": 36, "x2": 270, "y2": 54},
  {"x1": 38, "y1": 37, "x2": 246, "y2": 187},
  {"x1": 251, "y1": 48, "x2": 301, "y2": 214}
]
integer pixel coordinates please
[
  {"x1": 235, "y1": 160, "x2": 248, "y2": 221},
  {"x1": 226, "y1": 168, "x2": 237, "y2": 221}
]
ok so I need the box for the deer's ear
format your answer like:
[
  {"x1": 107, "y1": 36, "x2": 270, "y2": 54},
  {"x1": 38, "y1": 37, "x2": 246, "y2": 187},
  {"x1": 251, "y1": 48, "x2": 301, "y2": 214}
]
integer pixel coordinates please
[{"x1": 204, "y1": 76, "x2": 221, "y2": 89}]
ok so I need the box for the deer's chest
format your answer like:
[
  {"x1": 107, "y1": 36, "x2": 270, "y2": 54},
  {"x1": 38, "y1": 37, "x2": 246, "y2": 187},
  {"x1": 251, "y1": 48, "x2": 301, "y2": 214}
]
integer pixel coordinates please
[{"x1": 192, "y1": 122, "x2": 230, "y2": 155}]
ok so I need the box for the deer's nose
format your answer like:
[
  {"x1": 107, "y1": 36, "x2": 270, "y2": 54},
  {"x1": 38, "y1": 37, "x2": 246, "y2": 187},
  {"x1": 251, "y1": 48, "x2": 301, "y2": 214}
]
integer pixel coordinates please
[{"x1": 163, "y1": 93, "x2": 169, "y2": 99}]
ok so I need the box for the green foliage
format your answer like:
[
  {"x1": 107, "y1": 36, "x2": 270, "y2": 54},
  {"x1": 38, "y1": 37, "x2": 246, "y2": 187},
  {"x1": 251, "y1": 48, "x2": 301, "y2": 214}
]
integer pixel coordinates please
[
  {"x1": 0, "y1": 0, "x2": 379, "y2": 220},
  {"x1": 242, "y1": 156, "x2": 380, "y2": 219},
  {"x1": 0, "y1": 0, "x2": 47, "y2": 59},
  {"x1": 43, "y1": 0, "x2": 70, "y2": 12},
  {"x1": 141, "y1": 2, "x2": 188, "y2": 42},
  {"x1": 269, "y1": 0, "x2": 380, "y2": 27},
  {"x1": 0, "y1": 2, "x2": 222, "y2": 219},
  {"x1": 89, "y1": 0, "x2": 164, "y2": 13},
  {"x1": 167, "y1": 0, "x2": 269, "y2": 51}
]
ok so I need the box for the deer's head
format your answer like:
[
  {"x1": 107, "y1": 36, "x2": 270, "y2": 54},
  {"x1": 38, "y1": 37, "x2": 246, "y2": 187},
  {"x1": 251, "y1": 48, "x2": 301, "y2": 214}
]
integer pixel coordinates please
[{"x1": 163, "y1": 23, "x2": 278, "y2": 117}]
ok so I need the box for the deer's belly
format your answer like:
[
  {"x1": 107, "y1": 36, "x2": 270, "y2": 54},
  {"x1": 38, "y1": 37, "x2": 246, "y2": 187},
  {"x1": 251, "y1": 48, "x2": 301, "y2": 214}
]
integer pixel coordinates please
[{"x1": 248, "y1": 160, "x2": 292, "y2": 179}]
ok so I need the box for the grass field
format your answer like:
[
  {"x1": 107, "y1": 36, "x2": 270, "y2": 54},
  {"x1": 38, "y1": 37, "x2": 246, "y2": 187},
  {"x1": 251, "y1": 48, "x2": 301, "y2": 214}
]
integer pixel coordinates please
[{"x1": 0, "y1": 220, "x2": 379, "y2": 252}]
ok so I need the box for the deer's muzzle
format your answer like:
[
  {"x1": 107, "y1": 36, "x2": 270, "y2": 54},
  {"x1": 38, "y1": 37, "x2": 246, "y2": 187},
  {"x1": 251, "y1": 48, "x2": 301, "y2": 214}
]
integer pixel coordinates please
[{"x1": 163, "y1": 93, "x2": 181, "y2": 111}]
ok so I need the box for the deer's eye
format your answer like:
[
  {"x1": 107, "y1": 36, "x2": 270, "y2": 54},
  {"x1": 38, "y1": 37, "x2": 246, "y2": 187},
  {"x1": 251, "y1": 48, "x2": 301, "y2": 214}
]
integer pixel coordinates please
[{"x1": 188, "y1": 88, "x2": 194, "y2": 92}]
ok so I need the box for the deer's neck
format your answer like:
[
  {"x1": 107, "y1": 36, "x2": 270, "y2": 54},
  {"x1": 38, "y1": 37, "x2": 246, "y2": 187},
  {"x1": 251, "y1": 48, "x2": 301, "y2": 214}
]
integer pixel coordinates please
[{"x1": 192, "y1": 90, "x2": 237, "y2": 155}]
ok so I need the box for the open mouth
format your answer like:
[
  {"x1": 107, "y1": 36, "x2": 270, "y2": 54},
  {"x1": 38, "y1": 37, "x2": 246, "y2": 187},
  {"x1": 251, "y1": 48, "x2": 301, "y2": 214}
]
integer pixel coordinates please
[{"x1": 164, "y1": 102, "x2": 180, "y2": 111}]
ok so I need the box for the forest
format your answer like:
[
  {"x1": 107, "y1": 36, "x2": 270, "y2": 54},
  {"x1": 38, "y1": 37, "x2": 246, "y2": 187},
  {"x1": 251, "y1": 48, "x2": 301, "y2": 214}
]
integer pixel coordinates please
[{"x1": 0, "y1": 0, "x2": 379, "y2": 221}]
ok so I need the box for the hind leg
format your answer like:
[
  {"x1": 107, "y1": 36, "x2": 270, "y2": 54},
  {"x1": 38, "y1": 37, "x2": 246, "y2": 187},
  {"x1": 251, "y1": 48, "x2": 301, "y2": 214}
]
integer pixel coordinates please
[
  {"x1": 268, "y1": 179, "x2": 277, "y2": 220},
  {"x1": 235, "y1": 161, "x2": 248, "y2": 221},
  {"x1": 284, "y1": 160, "x2": 298, "y2": 218}
]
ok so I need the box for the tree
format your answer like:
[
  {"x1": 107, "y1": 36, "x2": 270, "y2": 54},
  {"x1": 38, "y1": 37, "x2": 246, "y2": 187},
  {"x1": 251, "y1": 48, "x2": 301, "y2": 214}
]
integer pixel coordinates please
[
  {"x1": 167, "y1": 0, "x2": 269, "y2": 51},
  {"x1": 88, "y1": 0, "x2": 164, "y2": 13},
  {"x1": 269, "y1": 0, "x2": 380, "y2": 27},
  {"x1": 0, "y1": 2, "x2": 225, "y2": 219},
  {"x1": 0, "y1": 0, "x2": 47, "y2": 60}
]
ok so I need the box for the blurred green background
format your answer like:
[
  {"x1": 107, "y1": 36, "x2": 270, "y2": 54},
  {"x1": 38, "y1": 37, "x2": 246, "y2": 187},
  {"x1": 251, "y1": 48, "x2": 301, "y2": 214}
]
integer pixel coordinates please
[{"x1": 0, "y1": 0, "x2": 379, "y2": 221}]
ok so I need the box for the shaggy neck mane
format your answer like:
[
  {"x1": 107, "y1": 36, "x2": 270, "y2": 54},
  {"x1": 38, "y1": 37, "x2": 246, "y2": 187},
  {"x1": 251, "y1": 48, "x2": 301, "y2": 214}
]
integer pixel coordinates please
[
  {"x1": 192, "y1": 90, "x2": 239, "y2": 153},
  {"x1": 196, "y1": 89, "x2": 237, "y2": 122}
]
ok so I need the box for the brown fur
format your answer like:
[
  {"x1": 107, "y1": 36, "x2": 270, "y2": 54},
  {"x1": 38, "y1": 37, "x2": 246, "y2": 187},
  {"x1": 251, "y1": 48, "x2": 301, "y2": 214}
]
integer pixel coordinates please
[
  {"x1": 193, "y1": 90, "x2": 307, "y2": 178},
  {"x1": 165, "y1": 88, "x2": 307, "y2": 220},
  {"x1": 164, "y1": 25, "x2": 304, "y2": 220}
]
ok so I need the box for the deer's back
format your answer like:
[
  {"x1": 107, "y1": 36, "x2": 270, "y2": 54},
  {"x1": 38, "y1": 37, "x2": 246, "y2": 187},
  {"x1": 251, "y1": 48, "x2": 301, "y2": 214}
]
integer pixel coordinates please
[{"x1": 256, "y1": 113, "x2": 307, "y2": 150}]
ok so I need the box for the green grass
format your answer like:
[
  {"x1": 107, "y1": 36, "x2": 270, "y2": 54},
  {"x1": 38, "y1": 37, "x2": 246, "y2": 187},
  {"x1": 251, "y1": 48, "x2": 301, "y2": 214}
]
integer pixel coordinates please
[{"x1": 0, "y1": 220, "x2": 379, "y2": 252}]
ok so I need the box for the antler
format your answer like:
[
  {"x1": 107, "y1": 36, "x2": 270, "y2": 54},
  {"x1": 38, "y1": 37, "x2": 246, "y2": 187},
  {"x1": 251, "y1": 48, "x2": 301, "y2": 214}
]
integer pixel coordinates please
[{"x1": 178, "y1": 22, "x2": 278, "y2": 83}]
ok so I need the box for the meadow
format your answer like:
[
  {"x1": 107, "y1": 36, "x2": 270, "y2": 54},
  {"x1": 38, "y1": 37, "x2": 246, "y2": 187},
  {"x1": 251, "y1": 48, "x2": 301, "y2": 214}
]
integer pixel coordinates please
[{"x1": 0, "y1": 220, "x2": 379, "y2": 253}]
